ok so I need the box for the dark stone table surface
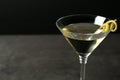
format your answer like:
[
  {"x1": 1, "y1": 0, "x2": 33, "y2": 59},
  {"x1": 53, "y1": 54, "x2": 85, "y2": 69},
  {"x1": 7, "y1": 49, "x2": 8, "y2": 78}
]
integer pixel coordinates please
[{"x1": 0, "y1": 34, "x2": 120, "y2": 80}]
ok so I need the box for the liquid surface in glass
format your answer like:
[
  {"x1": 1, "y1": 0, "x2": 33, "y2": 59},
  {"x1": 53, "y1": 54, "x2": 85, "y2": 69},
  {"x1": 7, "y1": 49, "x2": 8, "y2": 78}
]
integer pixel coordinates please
[{"x1": 61, "y1": 23, "x2": 106, "y2": 56}]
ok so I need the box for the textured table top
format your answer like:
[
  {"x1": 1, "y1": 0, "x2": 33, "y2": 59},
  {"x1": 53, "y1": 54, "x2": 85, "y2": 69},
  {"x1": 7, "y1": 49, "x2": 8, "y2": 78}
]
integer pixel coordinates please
[{"x1": 0, "y1": 34, "x2": 120, "y2": 80}]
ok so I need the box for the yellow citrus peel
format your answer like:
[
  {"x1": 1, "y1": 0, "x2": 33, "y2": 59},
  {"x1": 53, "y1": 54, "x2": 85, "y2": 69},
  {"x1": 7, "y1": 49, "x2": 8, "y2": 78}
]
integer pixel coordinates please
[{"x1": 100, "y1": 19, "x2": 117, "y2": 32}]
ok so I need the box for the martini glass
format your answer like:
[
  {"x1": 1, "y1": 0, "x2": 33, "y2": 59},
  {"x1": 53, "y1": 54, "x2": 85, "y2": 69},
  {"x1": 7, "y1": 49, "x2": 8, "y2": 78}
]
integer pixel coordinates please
[{"x1": 56, "y1": 14, "x2": 112, "y2": 80}]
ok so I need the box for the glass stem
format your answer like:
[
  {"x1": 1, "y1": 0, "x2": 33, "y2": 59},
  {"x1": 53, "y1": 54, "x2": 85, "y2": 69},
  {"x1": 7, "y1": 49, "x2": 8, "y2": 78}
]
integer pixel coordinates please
[{"x1": 79, "y1": 56, "x2": 88, "y2": 80}]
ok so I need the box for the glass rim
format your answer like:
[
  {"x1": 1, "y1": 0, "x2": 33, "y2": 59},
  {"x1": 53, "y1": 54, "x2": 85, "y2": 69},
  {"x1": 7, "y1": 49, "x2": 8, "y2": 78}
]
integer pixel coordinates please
[{"x1": 56, "y1": 14, "x2": 110, "y2": 36}]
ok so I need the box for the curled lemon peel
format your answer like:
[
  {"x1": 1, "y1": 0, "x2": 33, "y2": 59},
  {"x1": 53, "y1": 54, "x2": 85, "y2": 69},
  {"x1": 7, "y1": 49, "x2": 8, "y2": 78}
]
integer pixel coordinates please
[{"x1": 100, "y1": 19, "x2": 117, "y2": 32}]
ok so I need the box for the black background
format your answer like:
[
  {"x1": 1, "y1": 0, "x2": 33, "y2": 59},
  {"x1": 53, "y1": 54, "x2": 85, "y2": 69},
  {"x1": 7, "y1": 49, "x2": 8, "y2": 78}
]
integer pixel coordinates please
[{"x1": 0, "y1": 0, "x2": 119, "y2": 34}]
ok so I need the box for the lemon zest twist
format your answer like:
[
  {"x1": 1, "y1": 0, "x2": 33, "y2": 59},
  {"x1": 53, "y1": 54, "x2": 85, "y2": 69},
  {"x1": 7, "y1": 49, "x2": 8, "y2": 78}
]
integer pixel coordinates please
[{"x1": 100, "y1": 19, "x2": 117, "y2": 32}]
